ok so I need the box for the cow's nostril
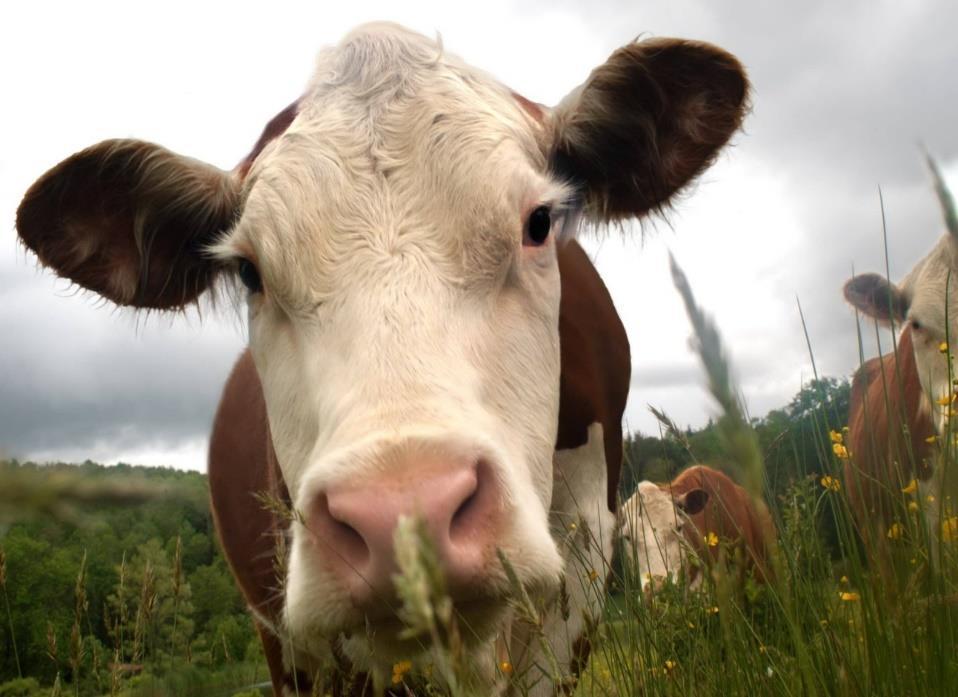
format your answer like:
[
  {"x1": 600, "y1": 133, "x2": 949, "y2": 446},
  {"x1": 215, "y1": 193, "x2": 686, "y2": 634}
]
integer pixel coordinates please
[
  {"x1": 449, "y1": 460, "x2": 489, "y2": 542},
  {"x1": 450, "y1": 488, "x2": 478, "y2": 537},
  {"x1": 331, "y1": 518, "x2": 369, "y2": 564},
  {"x1": 312, "y1": 493, "x2": 371, "y2": 566}
]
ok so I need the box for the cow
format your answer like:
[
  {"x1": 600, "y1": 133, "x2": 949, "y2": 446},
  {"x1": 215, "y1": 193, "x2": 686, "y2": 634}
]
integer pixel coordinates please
[
  {"x1": 844, "y1": 293, "x2": 944, "y2": 570},
  {"x1": 16, "y1": 23, "x2": 748, "y2": 696},
  {"x1": 620, "y1": 465, "x2": 776, "y2": 592}
]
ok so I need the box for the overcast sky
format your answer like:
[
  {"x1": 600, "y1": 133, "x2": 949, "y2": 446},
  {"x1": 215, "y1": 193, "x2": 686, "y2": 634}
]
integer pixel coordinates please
[{"x1": 2, "y1": 0, "x2": 957, "y2": 471}]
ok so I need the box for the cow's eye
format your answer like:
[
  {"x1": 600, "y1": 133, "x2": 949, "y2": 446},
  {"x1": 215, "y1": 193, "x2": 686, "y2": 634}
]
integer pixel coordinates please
[
  {"x1": 238, "y1": 259, "x2": 263, "y2": 294},
  {"x1": 524, "y1": 205, "x2": 552, "y2": 246},
  {"x1": 911, "y1": 319, "x2": 922, "y2": 331}
]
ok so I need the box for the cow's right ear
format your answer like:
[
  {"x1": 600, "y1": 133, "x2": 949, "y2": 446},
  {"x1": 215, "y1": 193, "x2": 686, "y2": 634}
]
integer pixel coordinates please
[
  {"x1": 16, "y1": 139, "x2": 241, "y2": 310},
  {"x1": 551, "y1": 37, "x2": 749, "y2": 222},
  {"x1": 843, "y1": 273, "x2": 909, "y2": 325},
  {"x1": 675, "y1": 488, "x2": 709, "y2": 516}
]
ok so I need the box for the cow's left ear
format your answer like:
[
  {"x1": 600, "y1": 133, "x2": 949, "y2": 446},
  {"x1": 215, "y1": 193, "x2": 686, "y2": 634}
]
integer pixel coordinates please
[
  {"x1": 675, "y1": 488, "x2": 709, "y2": 516},
  {"x1": 551, "y1": 38, "x2": 749, "y2": 222}
]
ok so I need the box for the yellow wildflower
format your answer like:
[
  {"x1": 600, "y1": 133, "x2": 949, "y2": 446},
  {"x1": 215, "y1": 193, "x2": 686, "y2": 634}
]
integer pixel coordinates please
[
  {"x1": 687, "y1": 621, "x2": 696, "y2": 629},
  {"x1": 942, "y1": 517, "x2": 958, "y2": 542},
  {"x1": 588, "y1": 568, "x2": 599, "y2": 582},
  {"x1": 887, "y1": 522, "x2": 904, "y2": 540},
  {"x1": 927, "y1": 495, "x2": 936, "y2": 503},
  {"x1": 940, "y1": 341, "x2": 950, "y2": 354},
  {"x1": 820, "y1": 619, "x2": 829, "y2": 628},
  {"x1": 937, "y1": 394, "x2": 954, "y2": 406},
  {"x1": 840, "y1": 592, "x2": 860, "y2": 602},
  {"x1": 664, "y1": 659, "x2": 677, "y2": 673},
  {"x1": 908, "y1": 501, "x2": 920, "y2": 513},
  {"x1": 840, "y1": 575, "x2": 849, "y2": 585},
  {"x1": 499, "y1": 661, "x2": 513, "y2": 675},
  {"x1": 391, "y1": 660, "x2": 413, "y2": 685},
  {"x1": 832, "y1": 443, "x2": 849, "y2": 459},
  {"x1": 821, "y1": 475, "x2": 842, "y2": 492},
  {"x1": 705, "y1": 532, "x2": 719, "y2": 547},
  {"x1": 568, "y1": 522, "x2": 577, "y2": 531},
  {"x1": 925, "y1": 434, "x2": 938, "y2": 444},
  {"x1": 842, "y1": 426, "x2": 849, "y2": 433},
  {"x1": 902, "y1": 479, "x2": 919, "y2": 495},
  {"x1": 829, "y1": 430, "x2": 843, "y2": 444},
  {"x1": 706, "y1": 606, "x2": 720, "y2": 615},
  {"x1": 759, "y1": 645, "x2": 767, "y2": 655}
]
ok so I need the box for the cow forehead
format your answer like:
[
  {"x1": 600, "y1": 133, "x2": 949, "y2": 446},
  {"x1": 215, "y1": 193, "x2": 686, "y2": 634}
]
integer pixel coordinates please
[
  {"x1": 901, "y1": 237, "x2": 958, "y2": 331},
  {"x1": 221, "y1": 24, "x2": 563, "y2": 306},
  {"x1": 626, "y1": 483, "x2": 679, "y2": 530}
]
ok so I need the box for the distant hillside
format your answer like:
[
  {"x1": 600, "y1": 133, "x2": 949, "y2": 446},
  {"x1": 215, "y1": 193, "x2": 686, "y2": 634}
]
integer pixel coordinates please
[{"x1": 0, "y1": 459, "x2": 266, "y2": 695}]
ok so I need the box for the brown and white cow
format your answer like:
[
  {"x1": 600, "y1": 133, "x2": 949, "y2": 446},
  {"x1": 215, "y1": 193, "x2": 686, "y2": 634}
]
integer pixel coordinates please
[
  {"x1": 16, "y1": 23, "x2": 748, "y2": 695},
  {"x1": 844, "y1": 328, "x2": 937, "y2": 550},
  {"x1": 620, "y1": 465, "x2": 776, "y2": 592},
  {"x1": 844, "y1": 245, "x2": 958, "y2": 572}
]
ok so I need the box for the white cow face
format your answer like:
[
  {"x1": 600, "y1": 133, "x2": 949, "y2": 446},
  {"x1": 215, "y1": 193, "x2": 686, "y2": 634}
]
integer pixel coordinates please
[
  {"x1": 844, "y1": 233, "x2": 958, "y2": 433},
  {"x1": 17, "y1": 22, "x2": 748, "y2": 663},
  {"x1": 620, "y1": 482, "x2": 709, "y2": 591}
]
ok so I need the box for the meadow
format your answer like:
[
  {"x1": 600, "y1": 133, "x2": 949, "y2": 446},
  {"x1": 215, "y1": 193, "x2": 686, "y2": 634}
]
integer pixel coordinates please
[{"x1": 3, "y1": 180, "x2": 958, "y2": 697}]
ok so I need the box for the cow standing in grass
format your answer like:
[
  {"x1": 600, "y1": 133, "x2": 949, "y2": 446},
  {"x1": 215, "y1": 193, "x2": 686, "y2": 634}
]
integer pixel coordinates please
[
  {"x1": 843, "y1": 224, "x2": 958, "y2": 568},
  {"x1": 620, "y1": 465, "x2": 776, "y2": 592},
  {"x1": 17, "y1": 23, "x2": 748, "y2": 696}
]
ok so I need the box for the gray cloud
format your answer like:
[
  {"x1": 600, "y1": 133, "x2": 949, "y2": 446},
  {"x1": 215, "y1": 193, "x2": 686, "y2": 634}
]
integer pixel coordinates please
[{"x1": 3, "y1": 1, "x2": 957, "y2": 464}]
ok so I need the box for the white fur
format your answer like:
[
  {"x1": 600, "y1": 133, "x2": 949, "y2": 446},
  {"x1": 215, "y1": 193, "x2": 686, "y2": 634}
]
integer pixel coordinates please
[
  {"x1": 211, "y1": 22, "x2": 587, "y2": 685},
  {"x1": 620, "y1": 482, "x2": 695, "y2": 591}
]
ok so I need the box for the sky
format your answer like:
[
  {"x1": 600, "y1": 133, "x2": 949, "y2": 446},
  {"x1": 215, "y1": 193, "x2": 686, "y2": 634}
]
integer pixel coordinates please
[{"x1": 2, "y1": 0, "x2": 957, "y2": 471}]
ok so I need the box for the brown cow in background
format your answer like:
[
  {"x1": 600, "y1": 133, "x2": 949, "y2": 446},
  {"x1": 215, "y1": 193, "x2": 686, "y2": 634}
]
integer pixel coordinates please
[{"x1": 620, "y1": 465, "x2": 776, "y2": 592}]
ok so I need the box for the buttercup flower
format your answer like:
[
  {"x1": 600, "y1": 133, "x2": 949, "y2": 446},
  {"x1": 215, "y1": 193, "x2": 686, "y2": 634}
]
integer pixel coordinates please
[
  {"x1": 392, "y1": 660, "x2": 413, "y2": 685},
  {"x1": 887, "y1": 522, "x2": 904, "y2": 540},
  {"x1": 821, "y1": 475, "x2": 842, "y2": 492},
  {"x1": 832, "y1": 443, "x2": 849, "y2": 459},
  {"x1": 840, "y1": 591, "x2": 860, "y2": 602},
  {"x1": 499, "y1": 661, "x2": 513, "y2": 675},
  {"x1": 705, "y1": 532, "x2": 719, "y2": 547},
  {"x1": 940, "y1": 341, "x2": 950, "y2": 354},
  {"x1": 902, "y1": 479, "x2": 918, "y2": 495},
  {"x1": 830, "y1": 430, "x2": 843, "y2": 444},
  {"x1": 942, "y1": 517, "x2": 958, "y2": 542}
]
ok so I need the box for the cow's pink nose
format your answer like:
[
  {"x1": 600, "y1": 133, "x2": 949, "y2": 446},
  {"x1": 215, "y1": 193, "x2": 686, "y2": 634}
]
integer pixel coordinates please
[{"x1": 308, "y1": 460, "x2": 499, "y2": 606}]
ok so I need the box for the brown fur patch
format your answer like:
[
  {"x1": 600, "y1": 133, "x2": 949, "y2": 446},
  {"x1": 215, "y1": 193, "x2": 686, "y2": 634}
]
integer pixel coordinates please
[
  {"x1": 555, "y1": 240, "x2": 631, "y2": 512},
  {"x1": 845, "y1": 328, "x2": 936, "y2": 546}
]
